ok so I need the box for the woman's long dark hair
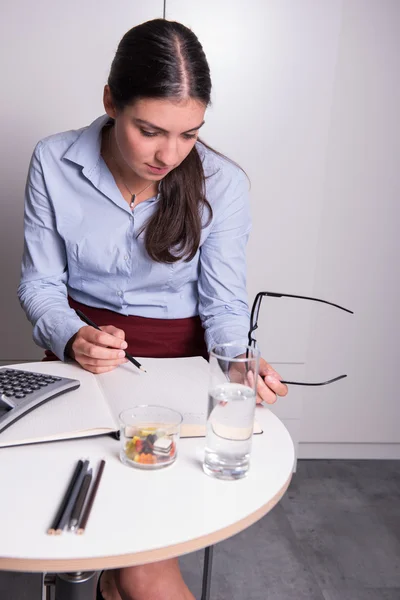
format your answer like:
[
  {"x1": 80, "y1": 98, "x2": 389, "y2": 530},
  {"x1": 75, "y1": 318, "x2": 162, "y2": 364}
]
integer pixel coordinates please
[{"x1": 108, "y1": 19, "x2": 213, "y2": 263}]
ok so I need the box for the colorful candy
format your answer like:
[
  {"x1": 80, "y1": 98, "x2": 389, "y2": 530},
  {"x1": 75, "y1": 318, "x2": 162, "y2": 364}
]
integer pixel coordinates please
[{"x1": 124, "y1": 427, "x2": 177, "y2": 467}]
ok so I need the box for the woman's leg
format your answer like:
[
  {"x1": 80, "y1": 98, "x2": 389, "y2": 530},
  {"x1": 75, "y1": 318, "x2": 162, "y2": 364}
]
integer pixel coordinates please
[
  {"x1": 100, "y1": 559, "x2": 195, "y2": 600},
  {"x1": 99, "y1": 569, "x2": 121, "y2": 600}
]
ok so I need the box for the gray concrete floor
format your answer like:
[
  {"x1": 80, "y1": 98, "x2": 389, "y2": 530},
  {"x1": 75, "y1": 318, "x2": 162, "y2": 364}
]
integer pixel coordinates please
[{"x1": 1, "y1": 460, "x2": 399, "y2": 599}]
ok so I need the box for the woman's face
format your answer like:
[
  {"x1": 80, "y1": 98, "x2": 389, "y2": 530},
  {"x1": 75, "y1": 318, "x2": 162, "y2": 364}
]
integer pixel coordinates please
[{"x1": 104, "y1": 89, "x2": 206, "y2": 181}]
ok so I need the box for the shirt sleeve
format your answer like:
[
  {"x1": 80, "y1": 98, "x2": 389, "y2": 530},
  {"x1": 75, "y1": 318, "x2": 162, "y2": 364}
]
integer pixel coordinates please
[
  {"x1": 17, "y1": 142, "x2": 84, "y2": 360},
  {"x1": 198, "y1": 169, "x2": 251, "y2": 352}
]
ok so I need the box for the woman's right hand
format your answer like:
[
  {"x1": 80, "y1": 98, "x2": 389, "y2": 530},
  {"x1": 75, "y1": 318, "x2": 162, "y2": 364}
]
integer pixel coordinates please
[{"x1": 68, "y1": 325, "x2": 129, "y2": 374}]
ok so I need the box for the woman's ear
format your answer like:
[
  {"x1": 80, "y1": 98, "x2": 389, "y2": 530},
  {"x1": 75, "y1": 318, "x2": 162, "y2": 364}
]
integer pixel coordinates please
[{"x1": 103, "y1": 85, "x2": 117, "y2": 118}]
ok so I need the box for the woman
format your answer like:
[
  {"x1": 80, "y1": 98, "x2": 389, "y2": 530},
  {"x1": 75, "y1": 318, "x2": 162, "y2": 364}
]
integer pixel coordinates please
[{"x1": 18, "y1": 18, "x2": 287, "y2": 600}]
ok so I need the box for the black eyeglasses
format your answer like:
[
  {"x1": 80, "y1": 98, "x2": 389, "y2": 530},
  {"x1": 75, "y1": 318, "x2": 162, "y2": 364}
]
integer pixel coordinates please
[{"x1": 248, "y1": 291, "x2": 354, "y2": 386}]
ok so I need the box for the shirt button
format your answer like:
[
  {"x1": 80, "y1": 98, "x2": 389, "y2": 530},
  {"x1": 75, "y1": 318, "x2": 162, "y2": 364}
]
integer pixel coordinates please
[
  {"x1": 117, "y1": 291, "x2": 123, "y2": 297},
  {"x1": 124, "y1": 255, "x2": 129, "y2": 261}
]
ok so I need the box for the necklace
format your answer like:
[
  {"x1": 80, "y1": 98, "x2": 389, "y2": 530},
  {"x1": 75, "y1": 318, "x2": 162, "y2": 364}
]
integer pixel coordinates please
[
  {"x1": 107, "y1": 128, "x2": 154, "y2": 208},
  {"x1": 119, "y1": 178, "x2": 154, "y2": 209}
]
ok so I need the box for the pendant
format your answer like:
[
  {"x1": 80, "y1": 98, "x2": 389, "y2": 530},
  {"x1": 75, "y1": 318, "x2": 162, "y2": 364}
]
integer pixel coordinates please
[{"x1": 130, "y1": 193, "x2": 136, "y2": 208}]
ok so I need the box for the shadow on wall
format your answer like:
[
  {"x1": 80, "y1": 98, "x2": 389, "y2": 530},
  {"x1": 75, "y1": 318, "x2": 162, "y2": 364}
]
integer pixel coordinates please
[{"x1": 0, "y1": 118, "x2": 51, "y2": 361}]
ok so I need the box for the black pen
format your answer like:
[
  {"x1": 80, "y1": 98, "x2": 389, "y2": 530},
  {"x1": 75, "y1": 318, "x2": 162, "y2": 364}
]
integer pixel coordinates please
[
  {"x1": 57, "y1": 459, "x2": 90, "y2": 533},
  {"x1": 75, "y1": 309, "x2": 147, "y2": 373},
  {"x1": 69, "y1": 470, "x2": 92, "y2": 531}
]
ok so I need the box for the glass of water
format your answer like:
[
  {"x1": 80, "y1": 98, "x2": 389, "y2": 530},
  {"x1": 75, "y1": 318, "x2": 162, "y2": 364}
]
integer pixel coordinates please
[{"x1": 203, "y1": 342, "x2": 260, "y2": 480}]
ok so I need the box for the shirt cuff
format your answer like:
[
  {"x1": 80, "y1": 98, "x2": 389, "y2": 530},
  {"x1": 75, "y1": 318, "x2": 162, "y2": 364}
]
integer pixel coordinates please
[
  {"x1": 204, "y1": 323, "x2": 250, "y2": 356},
  {"x1": 50, "y1": 316, "x2": 84, "y2": 361},
  {"x1": 32, "y1": 310, "x2": 84, "y2": 362}
]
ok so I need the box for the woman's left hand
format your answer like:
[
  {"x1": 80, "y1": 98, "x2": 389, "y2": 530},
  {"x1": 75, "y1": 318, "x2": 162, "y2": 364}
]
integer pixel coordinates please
[{"x1": 256, "y1": 358, "x2": 288, "y2": 404}]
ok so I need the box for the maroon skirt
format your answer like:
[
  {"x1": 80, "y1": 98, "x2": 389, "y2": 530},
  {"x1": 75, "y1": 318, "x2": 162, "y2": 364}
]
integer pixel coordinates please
[{"x1": 44, "y1": 297, "x2": 208, "y2": 361}]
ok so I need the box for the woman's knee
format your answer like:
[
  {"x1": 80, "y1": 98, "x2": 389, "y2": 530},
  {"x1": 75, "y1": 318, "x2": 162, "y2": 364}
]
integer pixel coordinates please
[{"x1": 115, "y1": 559, "x2": 185, "y2": 600}]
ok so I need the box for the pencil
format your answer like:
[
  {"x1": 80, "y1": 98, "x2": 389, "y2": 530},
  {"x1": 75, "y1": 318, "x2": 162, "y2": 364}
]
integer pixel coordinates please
[
  {"x1": 47, "y1": 459, "x2": 83, "y2": 535},
  {"x1": 56, "y1": 460, "x2": 90, "y2": 534},
  {"x1": 77, "y1": 459, "x2": 106, "y2": 535},
  {"x1": 47, "y1": 460, "x2": 83, "y2": 535},
  {"x1": 69, "y1": 470, "x2": 92, "y2": 531},
  {"x1": 75, "y1": 309, "x2": 147, "y2": 373}
]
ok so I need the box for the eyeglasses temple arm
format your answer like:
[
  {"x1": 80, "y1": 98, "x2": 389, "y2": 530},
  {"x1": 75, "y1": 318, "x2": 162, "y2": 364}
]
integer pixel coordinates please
[
  {"x1": 259, "y1": 292, "x2": 354, "y2": 314},
  {"x1": 280, "y1": 374, "x2": 347, "y2": 386}
]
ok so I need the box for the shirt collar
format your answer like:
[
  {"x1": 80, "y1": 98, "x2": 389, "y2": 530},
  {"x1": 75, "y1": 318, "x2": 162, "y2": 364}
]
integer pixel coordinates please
[
  {"x1": 62, "y1": 114, "x2": 111, "y2": 176},
  {"x1": 62, "y1": 113, "x2": 163, "y2": 203}
]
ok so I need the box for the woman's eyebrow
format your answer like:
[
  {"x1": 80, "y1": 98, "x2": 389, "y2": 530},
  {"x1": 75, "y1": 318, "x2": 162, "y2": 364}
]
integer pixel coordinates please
[{"x1": 134, "y1": 118, "x2": 205, "y2": 134}]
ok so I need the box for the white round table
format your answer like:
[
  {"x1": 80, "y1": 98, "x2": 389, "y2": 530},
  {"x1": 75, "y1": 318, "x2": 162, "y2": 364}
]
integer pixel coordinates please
[{"x1": 0, "y1": 402, "x2": 294, "y2": 574}]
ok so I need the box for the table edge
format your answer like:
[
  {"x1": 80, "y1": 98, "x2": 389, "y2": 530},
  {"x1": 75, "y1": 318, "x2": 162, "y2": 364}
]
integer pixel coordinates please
[{"x1": 0, "y1": 468, "x2": 293, "y2": 572}]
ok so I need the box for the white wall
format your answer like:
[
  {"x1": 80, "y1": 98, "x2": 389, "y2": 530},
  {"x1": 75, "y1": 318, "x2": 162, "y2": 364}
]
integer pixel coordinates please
[{"x1": 300, "y1": 0, "x2": 400, "y2": 458}]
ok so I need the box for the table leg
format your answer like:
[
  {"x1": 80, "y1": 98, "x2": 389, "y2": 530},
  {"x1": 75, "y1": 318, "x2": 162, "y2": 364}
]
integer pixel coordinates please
[
  {"x1": 54, "y1": 571, "x2": 97, "y2": 600},
  {"x1": 44, "y1": 574, "x2": 55, "y2": 600},
  {"x1": 201, "y1": 545, "x2": 214, "y2": 600}
]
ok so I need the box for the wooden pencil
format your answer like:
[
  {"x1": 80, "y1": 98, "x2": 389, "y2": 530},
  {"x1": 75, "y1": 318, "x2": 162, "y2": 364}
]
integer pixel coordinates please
[
  {"x1": 56, "y1": 460, "x2": 90, "y2": 534},
  {"x1": 77, "y1": 459, "x2": 106, "y2": 535},
  {"x1": 47, "y1": 459, "x2": 83, "y2": 535},
  {"x1": 69, "y1": 471, "x2": 92, "y2": 531},
  {"x1": 75, "y1": 309, "x2": 147, "y2": 373}
]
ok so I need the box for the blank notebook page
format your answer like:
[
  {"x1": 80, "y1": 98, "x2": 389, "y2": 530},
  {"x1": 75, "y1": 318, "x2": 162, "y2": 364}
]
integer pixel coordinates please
[{"x1": 98, "y1": 356, "x2": 210, "y2": 428}]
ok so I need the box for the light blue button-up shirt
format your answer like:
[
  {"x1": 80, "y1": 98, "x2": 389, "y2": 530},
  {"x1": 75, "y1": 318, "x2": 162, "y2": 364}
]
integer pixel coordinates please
[{"x1": 18, "y1": 115, "x2": 251, "y2": 360}]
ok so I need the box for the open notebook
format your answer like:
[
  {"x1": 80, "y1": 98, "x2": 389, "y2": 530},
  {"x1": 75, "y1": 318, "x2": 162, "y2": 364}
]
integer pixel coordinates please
[{"x1": 0, "y1": 357, "x2": 262, "y2": 448}]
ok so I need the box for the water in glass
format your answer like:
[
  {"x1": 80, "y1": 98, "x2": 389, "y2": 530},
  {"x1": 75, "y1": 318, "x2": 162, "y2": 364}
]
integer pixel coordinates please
[{"x1": 203, "y1": 382, "x2": 256, "y2": 479}]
